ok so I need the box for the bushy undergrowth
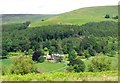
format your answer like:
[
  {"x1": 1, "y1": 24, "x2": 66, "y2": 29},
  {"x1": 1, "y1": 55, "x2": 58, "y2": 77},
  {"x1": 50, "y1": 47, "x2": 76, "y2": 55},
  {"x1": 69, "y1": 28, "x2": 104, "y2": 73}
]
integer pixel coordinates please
[
  {"x1": 2, "y1": 56, "x2": 37, "y2": 75},
  {"x1": 2, "y1": 71, "x2": 118, "y2": 81},
  {"x1": 11, "y1": 56, "x2": 37, "y2": 75},
  {"x1": 88, "y1": 55, "x2": 112, "y2": 72}
]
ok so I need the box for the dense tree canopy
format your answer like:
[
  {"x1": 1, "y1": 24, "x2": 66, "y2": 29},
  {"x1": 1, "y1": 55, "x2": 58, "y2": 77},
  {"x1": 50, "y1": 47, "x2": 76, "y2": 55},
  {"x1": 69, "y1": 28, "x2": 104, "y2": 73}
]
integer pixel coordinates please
[{"x1": 2, "y1": 21, "x2": 118, "y2": 58}]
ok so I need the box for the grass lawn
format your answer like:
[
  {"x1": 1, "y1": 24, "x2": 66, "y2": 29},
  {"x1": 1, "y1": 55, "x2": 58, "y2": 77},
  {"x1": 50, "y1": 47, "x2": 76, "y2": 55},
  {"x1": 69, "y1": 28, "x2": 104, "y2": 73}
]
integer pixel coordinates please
[
  {"x1": 36, "y1": 62, "x2": 67, "y2": 73},
  {"x1": 0, "y1": 59, "x2": 12, "y2": 66},
  {"x1": 0, "y1": 58, "x2": 67, "y2": 73}
]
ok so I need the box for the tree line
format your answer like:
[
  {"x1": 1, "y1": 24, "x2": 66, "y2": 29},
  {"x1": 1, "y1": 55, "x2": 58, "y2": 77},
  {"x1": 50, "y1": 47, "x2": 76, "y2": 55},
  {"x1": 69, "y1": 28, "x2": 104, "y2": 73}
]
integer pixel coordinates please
[{"x1": 2, "y1": 21, "x2": 118, "y2": 58}]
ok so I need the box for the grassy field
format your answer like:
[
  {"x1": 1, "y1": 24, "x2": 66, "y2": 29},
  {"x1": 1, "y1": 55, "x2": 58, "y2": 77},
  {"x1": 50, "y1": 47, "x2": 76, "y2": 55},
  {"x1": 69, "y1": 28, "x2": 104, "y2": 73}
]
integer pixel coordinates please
[
  {"x1": 2, "y1": 14, "x2": 55, "y2": 24},
  {"x1": 0, "y1": 58, "x2": 67, "y2": 73},
  {"x1": 36, "y1": 62, "x2": 67, "y2": 73},
  {"x1": 1, "y1": 54, "x2": 118, "y2": 76},
  {"x1": 1, "y1": 51, "x2": 118, "y2": 72},
  {"x1": 1, "y1": 71, "x2": 118, "y2": 81},
  {"x1": 2, "y1": 6, "x2": 118, "y2": 27},
  {"x1": 0, "y1": 59, "x2": 12, "y2": 66},
  {"x1": 30, "y1": 6, "x2": 118, "y2": 27}
]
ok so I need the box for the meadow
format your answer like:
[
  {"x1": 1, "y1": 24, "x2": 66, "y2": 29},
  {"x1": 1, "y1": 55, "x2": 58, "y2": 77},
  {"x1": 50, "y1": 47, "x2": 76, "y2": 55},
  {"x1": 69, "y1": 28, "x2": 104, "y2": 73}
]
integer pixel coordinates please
[{"x1": 30, "y1": 6, "x2": 118, "y2": 27}]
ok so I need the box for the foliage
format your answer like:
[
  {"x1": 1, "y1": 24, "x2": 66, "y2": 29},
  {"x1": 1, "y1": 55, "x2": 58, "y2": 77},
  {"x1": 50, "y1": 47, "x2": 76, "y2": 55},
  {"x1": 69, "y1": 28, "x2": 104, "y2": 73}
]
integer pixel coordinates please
[
  {"x1": 28, "y1": 49, "x2": 34, "y2": 55},
  {"x1": 88, "y1": 56, "x2": 112, "y2": 72},
  {"x1": 73, "y1": 59, "x2": 85, "y2": 72},
  {"x1": 2, "y1": 65, "x2": 11, "y2": 75},
  {"x1": 32, "y1": 51, "x2": 44, "y2": 62},
  {"x1": 55, "y1": 56, "x2": 64, "y2": 62},
  {"x1": 68, "y1": 50, "x2": 77, "y2": 66},
  {"x1": 88, "y1": 47, "x2": 96, "y2": 56},
  {"x1": 67, "y1": 50, "x2": 85, "y2": 72},
  {"x1": 44, "y1": 47, "x2": 49, "y2": 56},
  {"x1": 24, "y1": 49, "x2": 34, "y2": 55},
  {"x1": 104, "y1": 14, "x2": 110, "y2": 18},
  {"x1": 11, "y1": 56, "x2": 37, "y2": 75},
  {"x1": 2, "y1": 71, "x2": 118, "y2": 81},
  {"x1": 66, "y1": 66, "x2": 74, "y2": 72},
  {"x1": 38, "y1": 56, "x2": 45, "y2": 63},
  {"x1": 2, "y1": 21, "x2": 118, "y2": 58},
  {"x1": 83, "y1": 50, "x2": 90, "y2": 59},
  {"x1": 112, "y1": 16, "x2": 118, "y2": 19}
]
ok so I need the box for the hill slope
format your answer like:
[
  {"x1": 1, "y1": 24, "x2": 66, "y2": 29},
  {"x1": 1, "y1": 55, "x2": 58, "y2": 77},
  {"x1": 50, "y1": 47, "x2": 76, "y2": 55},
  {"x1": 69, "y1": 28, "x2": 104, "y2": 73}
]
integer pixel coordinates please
[
  {"x1": 30, "y1": 6, "x2": 118, "y2": 27},
  {"x1": 2, "y1": 14, "x2": 55, "y2": 24}
]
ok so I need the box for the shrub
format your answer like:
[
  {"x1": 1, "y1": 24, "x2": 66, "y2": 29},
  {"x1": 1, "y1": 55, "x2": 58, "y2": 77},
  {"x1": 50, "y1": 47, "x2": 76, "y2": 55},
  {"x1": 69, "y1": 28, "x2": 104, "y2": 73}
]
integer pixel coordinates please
[
  {"x1": 2, "y1": 50, "x2": 8, "y2": 58},
  {"x1": 55, "y1": 56, "x2": 63, "y2": 62},
  {"x1": 38, "y1": 56, "x2": 45, "y2": 63},
  {"x1": 88, "y1": 47, "x2": 96, "y2": 56},
  {"x1": 73, "y1": 59, "x2": 85, "y2": 72},
  {"x1": 28, "y1": 49, "x2": 34, "y2": 55},
  {"x1": 112, "y1": 16, "x2": 118, "y2": 19},
  {"x1": 84, "y1": 50, "x2": 90, "y2": 59},
  {"x1": 11, "y1": 56, "x2": 37, "y2": 75},
  {"x1": 66, "y1": 66, "x2": 74, "y2": 72},
  {"x1": 2, "y1": 66, "x2": 11, "y2": 75},
  {"x1": 104, "y1": 14, "x2": 110, "y2": 18},
  {"x1": 67, "y1": 59, "x2": 85, "y2": 72},
  {"x1": 88, "y1": 56, "x2": 111, "y2": 72}
]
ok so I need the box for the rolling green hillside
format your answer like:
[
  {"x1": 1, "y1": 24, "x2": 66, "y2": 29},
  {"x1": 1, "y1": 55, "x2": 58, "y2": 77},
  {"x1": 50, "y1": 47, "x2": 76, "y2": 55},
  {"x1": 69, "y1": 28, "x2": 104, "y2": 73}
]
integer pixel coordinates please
[
  {"x1": 2, "y1": 14, "x2": 55, "y2": 24},
  {"x1": 30, "y1": 6, "x2": 118, "y2": 27}
]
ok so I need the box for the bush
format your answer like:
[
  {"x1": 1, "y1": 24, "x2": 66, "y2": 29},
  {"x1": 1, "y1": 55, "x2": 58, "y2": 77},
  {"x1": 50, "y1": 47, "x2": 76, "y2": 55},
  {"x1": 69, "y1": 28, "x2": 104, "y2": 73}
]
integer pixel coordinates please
[
  {"x1": 55, "y1": 56, "x2": 63, "y2": 62},
  {"x1": 2, "y1": 50, "x2": 8, "y2": 58},
  {"x1": 11, "y1": 56, "x2": 37, "y2": 75},
  {"x1": 66, "y1": 66, "x2": 74, "y2": 72},
  {"x1": 73, "y1": 59, "x2": 85, "y2": 72},
  {"x1": 88, "y1": 56, "x2": 111, "y2": 72},
  {"x1": 2, "y1": 66, "x2": 11, "y2": 75},
  {"x1": 67, "y1": 59, "x2": 85, "y2": 72},
  {"x1": 88, "y1": 47, "x2": 96, "y2": 56},
  {"x1": 104, "y1": 14, "x2": 110, "y2": 18},
  {"x1": 28, "y1": 49, "x2": 34, "y2": 55},
  {"x1": 84, "y1": 50, "x2": 90, "y2": 59},
  {"x1": 38, "y1": 56, "x2": 45, "y2": 63},
  {"x1": 112, "y1": 16, "x2": 118, "y2": 19}
]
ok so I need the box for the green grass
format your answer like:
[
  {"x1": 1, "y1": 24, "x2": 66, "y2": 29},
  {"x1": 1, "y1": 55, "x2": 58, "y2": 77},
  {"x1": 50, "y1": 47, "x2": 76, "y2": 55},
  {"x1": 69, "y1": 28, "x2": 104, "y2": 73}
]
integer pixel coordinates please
[
  {"x1": 2, "y1": 14, "x2": 55, "y2": 24},
  {"x1": 1, "y1": 53, "x2": 118, "y2": 72},
  {"x1": 0, "y1": 59, "x2": 13, "y2": 73},
  {"x1": 36, "y1": 62, "x2": 67, "y2": 73},
  {"x1": 0, "y1": 59, "x2": 12, "y2": 66},
  {"x1": 30, "y1": 6, "x2": 118, "y2": 27},
  {"x1": 2, "y1": 6, "x2": 118, "y2": 27},
  {"x1": 0, "y1": 59, "x2": 67, "y2": 73}
]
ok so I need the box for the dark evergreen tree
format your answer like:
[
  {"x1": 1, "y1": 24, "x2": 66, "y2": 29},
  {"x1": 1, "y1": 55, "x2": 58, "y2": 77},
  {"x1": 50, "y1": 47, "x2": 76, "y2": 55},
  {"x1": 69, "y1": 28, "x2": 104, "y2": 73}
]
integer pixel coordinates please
[{"x1": 32, "y1": 51, "x2": 44, "y2": 62}]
